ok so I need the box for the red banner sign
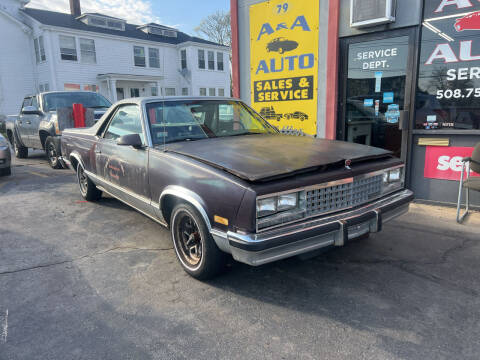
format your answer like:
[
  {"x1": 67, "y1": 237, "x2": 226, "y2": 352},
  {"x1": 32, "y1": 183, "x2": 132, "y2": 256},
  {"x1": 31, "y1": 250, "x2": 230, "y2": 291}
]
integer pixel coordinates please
[{"x1": 424, "y1": 146, "x2": 480, "y2": 181}]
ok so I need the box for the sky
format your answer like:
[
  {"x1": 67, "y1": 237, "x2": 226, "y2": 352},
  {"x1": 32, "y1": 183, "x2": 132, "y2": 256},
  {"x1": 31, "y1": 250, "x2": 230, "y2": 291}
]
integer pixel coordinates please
[{"x1": 26, "y1": 0, "x2": 229, "y2": 35}]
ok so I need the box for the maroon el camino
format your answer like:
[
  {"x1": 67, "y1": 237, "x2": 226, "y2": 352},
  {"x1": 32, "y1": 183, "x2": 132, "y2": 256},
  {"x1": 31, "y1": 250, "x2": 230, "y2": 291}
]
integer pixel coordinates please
[{"x1": 60, "y1": 97, "x2": 413, "y2": 279}]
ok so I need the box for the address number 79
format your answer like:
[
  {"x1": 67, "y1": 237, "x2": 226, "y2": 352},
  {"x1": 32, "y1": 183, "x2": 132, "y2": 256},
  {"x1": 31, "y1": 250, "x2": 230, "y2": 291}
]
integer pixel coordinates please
[{"x1": 277, "y1": 2, "x2": 288, "y2": 13}]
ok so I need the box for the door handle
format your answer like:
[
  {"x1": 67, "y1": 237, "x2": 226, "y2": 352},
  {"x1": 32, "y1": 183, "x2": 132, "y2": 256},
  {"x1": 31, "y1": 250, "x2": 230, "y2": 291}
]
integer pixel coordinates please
[{"x1": 25, "y1": 121, "x2": 31, "y2": 124}]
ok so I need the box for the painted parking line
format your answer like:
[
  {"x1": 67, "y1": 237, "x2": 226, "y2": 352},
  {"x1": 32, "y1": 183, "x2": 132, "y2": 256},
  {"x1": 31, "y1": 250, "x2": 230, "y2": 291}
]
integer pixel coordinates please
[{"x1": 27, "y1": 171, "x2": 49, "y2": 178}]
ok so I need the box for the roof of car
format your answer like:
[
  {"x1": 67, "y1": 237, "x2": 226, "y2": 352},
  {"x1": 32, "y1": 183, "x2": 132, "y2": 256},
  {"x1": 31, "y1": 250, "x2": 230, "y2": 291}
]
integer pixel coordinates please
[
  {"x1": 22, "y1": 8, "x2": 225, "y2": 47},
  {"x1": 113, "y1": 96, "x2": 239, "y2": 106}
]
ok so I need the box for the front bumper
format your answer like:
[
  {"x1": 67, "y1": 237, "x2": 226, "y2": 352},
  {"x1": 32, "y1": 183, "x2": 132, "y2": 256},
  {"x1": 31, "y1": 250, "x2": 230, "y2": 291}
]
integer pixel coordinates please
[
  {"x1": 211, "y1": 189, "x2": 414, "y2": 266},
  {"x1": 0, "y1": 146, "x2": 11, "y2": 169}
]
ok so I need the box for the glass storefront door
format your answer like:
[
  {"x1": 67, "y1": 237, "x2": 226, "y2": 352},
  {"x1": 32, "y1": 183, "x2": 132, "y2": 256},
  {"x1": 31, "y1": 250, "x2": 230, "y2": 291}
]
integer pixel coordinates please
[{"x1": 339, "y1": 30, "x2": 416, "y2": 160}]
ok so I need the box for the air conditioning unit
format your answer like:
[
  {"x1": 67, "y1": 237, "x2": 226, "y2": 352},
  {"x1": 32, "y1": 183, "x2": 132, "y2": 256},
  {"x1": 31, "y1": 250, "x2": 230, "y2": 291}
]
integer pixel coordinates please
[{"x1": 350, "y1": 0, "x2": 396, "y2": 28}]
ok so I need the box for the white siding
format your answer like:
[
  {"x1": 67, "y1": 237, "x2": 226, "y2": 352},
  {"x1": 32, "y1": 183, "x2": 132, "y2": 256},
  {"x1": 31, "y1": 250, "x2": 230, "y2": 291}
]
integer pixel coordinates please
[{"x1": 0, "y1": 10, "x2": 35, "y2": 117}]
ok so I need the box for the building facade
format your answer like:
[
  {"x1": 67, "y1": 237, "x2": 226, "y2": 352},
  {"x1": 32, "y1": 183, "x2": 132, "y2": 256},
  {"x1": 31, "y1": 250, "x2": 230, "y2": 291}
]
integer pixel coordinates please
[
  {"x1": 0, "y1": 0, "x2": 230, "y2": 118},
  {"x1": 232, "y1": 0, "x2": 480, "y2": 207}
]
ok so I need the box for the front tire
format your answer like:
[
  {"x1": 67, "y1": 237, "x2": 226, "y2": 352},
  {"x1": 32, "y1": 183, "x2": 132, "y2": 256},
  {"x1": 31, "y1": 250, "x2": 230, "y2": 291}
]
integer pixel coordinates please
[
  {"x1": 13, "y1": 136, "x2": 28, "y2": 159},
  {"x1": 45, "y1": 137, "x2": 63, "y2": 169},
  {"x1": 76, "y1": 163, "x2": 102, "y2": 201},
  {"x1": 171, "y1": 203, "x2": 227, "y2": 279}
]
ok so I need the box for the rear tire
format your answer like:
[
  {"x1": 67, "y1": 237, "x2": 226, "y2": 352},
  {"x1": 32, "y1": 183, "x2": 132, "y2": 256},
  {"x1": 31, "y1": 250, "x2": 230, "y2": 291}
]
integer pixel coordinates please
[
  {"x1": 13, "y1": 136, "x2": 28, "y2": 159},
  {"x1": 171, "y1": 203, "x2": 227, "y2": 280},
  {"x1": 45, "y1": 137, "x2": 63, "y2": 169},
  {"x1": 76, "y1": 163, "x2": 102, "y2": 201}
]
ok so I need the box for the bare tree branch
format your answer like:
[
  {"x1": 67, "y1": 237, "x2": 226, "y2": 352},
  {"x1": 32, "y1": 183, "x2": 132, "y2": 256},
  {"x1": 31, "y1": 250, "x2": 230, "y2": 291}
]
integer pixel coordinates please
[{"x1": 195, "y1": 10, "x2": 231, "y2": 47}]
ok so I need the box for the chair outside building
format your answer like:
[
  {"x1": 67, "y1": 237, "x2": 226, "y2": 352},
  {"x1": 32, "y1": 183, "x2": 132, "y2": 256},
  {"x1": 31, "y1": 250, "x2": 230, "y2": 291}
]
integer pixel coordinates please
[{"x1": 456, "y1": 143, "x2": 480, "y2": 223}]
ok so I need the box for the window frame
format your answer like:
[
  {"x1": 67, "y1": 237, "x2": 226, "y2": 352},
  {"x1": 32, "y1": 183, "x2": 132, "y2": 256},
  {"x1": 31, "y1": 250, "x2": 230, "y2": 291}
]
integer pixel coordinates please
[
  {"x1": 198, "y1": 49, "x2": 205, "y2": 69},
  {"x1": 180, "y1": 49, "x2": 187, "y2": 69},
  {"x1": 79, "y1": 38, "x2": 96, "y2": 64},
  {"x1": 218, "y1": 88, "x2": 225, "y2": 97},
  {"x1": 199, "y1": 88, "x2": 207, "y2": 96},
  {"x1": 102, "y1": 104, "x2": 146, "y2": 145},
  {"x1": 208, "y1": 51, "x2": 215, "y2": 70},
  {"x1": 209, "y1": 88, "x2": 216, "y2": 96},
  {"x1": 182, "y1": 87, "x2": 188, "y2": 96},
  {"x1": 217, "y1": 52, "x2": 224, "y2": 71},
  {"x1": 165, "y1": 88, "x2": 176, "y2": 96},
  {"x1": 133, "y1": 46, "x2": 146, "y2": 67},
  {"x1": 148, "y1": 47, "x2": 160, "y2": 68},
  {"x1": 59, "y1": 35, "x2": 78, "y2": 61}
]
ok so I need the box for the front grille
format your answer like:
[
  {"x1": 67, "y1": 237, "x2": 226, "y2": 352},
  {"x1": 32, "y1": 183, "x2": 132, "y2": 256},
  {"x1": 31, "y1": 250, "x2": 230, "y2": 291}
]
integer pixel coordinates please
[{"x1": 306, "y1": 175, "x2": 383, "y2": 216}]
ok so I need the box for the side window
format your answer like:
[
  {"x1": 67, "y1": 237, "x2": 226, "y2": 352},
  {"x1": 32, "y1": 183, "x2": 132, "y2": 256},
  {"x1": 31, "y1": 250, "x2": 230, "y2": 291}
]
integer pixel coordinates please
[
  {"x1": 31, "y1": 96, "x2": 39, "y2": 109},
  {"x1": 21, "y1": 97, "x2": 32, "y2": 112},
  {"x1": 104, "y1": 105, "x2": 144, "y2": 143}
]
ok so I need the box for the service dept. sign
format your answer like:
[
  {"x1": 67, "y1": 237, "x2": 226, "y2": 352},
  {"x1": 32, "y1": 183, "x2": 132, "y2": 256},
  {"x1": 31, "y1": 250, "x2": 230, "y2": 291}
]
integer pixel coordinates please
[{"x1": 249, "y1": 0, "x2": 319, "y2": 135}]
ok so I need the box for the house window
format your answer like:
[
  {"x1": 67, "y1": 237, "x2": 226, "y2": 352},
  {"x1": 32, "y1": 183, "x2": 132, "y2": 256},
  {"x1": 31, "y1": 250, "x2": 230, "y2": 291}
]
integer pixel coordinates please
[
  {"x1": 34, "y1": 36, "x2": 46, "y2": 63},
  {"x1": 182, "y1": 87, "x2": 188, "y2": 96},
  {"x1": 39, "y1": 83, "x2": 49, "y2": 92},
  {"x1": 165, "y1": 88, "x2": 176, "y2": 96},
  {"x1": 59, "y1": 35, "x2": 77, "y2": 61},
  {"x1": 151, "y1": 86, "x2": 158, "y2": 96},
  {"x1": 149, "y1": 48, "x2": 160, "y2": 68},
  {"x1": 134, "y1": 46, "x2": 146, "y2": 67},
  {"x1": 130, "y1": 88, "x2": 140, "y2": 97},
  {"x1": 209, "y1": 88, "x2": 215, "y2": 96},
  {"x1": 181, "y1": 49, "x2": 187, "y2": 69},
  {"x1": 80, "y1": 38, "x2": 96, "y2": 64},
  {"x1": 217, "y1": 52, "x2": 224, "y2": 71},
  {"x1": 199, "y1": 88, "x2": 207, "y2": 96},
  {"x1": 218, "y1": 88, "x2": 225, "y2": 97},
  {"x1": 198, "y1": 49, "x2": 205, "y2": 69},
  {"x1": 208, "y1": 51, "x2": 215, "y2": 70}
]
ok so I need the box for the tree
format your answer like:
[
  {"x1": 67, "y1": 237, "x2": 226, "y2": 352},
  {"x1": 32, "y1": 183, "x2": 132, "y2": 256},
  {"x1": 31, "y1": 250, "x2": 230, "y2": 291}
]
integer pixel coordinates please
[{"x1": 195, "y1": 10, "x2": 231, "y2": 47}]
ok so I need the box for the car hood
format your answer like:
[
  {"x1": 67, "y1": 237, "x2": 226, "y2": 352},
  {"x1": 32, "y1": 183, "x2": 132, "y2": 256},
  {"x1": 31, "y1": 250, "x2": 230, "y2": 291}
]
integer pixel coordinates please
[{"x1": 166, "y1": 134, "x2": 392, "y2": 182}]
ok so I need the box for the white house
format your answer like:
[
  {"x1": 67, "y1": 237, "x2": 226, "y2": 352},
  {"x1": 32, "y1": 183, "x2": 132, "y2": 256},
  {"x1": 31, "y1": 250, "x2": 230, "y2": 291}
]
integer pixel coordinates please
[{"x1": 0, "y1": 0, "x2": 231, "y2": 118}]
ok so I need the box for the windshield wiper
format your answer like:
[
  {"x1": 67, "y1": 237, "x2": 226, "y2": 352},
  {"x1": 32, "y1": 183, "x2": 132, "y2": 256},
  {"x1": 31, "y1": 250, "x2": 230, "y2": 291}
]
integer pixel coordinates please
[{"x1": 227, "y1": 132, "x2": 265, "y2": 137}]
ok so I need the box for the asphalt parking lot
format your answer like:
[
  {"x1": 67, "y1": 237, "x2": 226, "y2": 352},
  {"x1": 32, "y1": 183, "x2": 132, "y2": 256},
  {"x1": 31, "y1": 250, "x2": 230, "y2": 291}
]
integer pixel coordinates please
[{"x1": 1, "y1": 150, "x2": 480, "y2": 360}]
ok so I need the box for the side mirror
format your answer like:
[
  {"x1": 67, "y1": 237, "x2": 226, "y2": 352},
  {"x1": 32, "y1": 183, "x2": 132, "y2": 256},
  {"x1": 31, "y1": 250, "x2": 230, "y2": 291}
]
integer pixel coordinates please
[
  {"x1": 22, "y1": 106, "x2": 42, "y2": 115},
  {"x1": 117, "y1": 133, "x2": 143, "y2": 149}
]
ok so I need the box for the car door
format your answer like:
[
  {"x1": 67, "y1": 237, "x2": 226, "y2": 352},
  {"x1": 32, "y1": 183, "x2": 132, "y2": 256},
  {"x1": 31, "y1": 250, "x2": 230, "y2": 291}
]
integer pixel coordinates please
[
  {"x1": 17, "y1": 97, "x2": 32, "y2": 147},
  {"x1": 95, "y1": 104, "x2": 152, "y2": 214}
]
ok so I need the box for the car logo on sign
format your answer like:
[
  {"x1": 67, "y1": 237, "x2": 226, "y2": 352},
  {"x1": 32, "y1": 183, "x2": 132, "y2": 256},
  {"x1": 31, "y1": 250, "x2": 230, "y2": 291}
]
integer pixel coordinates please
[{"x1": 455, "y1": 11, "x2": 480, "y2": 31}]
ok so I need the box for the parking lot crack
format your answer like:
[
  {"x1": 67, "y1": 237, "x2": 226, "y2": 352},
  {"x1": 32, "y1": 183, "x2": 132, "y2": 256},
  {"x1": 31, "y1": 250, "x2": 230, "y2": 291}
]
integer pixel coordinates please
[{"x1": 0, "y1": 246, "x2": 173, "y2": 276}]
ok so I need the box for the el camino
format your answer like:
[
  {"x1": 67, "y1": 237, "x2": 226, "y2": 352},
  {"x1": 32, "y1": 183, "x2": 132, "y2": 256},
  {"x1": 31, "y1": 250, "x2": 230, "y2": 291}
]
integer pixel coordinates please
[{"x1": 60, "y1": 97, "x2": 413, "y2": 279}]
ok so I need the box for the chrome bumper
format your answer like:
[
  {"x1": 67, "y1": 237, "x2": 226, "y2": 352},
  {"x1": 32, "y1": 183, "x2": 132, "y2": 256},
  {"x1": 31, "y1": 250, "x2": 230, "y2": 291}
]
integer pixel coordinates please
[{"x1": 211, "y1": 189, "x2": 414, "y2": 266}]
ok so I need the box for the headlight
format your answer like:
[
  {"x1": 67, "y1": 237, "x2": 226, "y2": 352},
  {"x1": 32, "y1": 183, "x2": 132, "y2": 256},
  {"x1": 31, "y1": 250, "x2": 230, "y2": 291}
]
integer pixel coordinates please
[
  {"x1": 382, "y1": 166, "x2": 404, "y2": 194},
  {"x1": 277, "y1": 193, "x2": 298, "y2": 211},
  {"x1": 256, "y1": 197, "x2": 277, "y2": 217},
  {"x1": 0, "y1": 137, "x2": 8, "y2": 147},
  {"x1": 256, "y1": 191, "x2": 306, "y2": 229}
]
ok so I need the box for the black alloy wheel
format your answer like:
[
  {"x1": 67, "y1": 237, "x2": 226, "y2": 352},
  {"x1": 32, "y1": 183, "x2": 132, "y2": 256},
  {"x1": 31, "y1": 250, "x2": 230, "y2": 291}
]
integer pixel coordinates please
[{"x1": 171, "y1": 203, "x2": 227, "y2": 279}]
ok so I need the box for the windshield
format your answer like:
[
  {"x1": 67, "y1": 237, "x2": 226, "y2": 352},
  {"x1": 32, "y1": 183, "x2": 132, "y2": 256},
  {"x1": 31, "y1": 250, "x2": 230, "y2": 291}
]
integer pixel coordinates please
[
  {"x1": 146, "y1": 100, "x2": 278, "y2": 145},
  {"x1": 43, "y1": 92, "x2": 112, "y2": 112}
]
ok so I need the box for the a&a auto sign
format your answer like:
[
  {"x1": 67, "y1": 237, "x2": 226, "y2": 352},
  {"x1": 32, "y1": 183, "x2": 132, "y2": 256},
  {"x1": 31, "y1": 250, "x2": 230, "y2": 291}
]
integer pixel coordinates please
[{"x1": 249, "y1": 0, "x2": 319, "y2": 135}]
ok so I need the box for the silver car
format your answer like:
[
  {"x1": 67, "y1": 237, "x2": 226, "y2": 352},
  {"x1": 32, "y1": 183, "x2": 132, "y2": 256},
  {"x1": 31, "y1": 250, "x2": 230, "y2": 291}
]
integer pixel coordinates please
[{"x1": 0, "y1": 133, "x2": 11, "y2": 176}]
